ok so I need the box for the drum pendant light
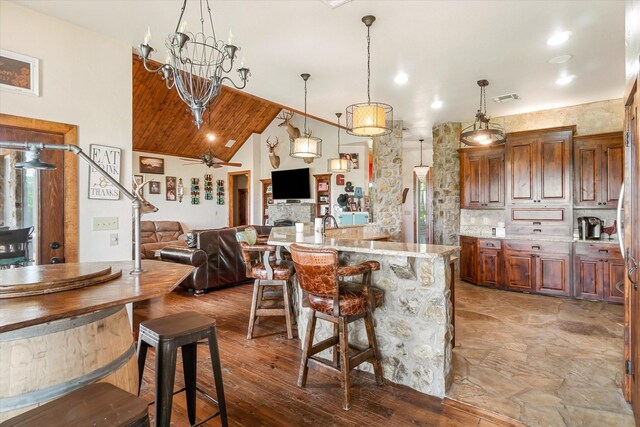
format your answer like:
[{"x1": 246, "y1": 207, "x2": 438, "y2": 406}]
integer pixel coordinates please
[
  {"x1": 290, "y1": 73, "x2": 322, "y2": 159},
  {"x1": 345, "y1": 15, "x2": 393, "y2": 137},
  {"x1": 460, "y1": 80, "x2": 506, "y2": 146},
  {"x1": 327, "y1": 113, "x2": 350, "y2": 172}
]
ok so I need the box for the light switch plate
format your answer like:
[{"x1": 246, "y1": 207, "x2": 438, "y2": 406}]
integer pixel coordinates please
[
  {"x1": 110, "y1": 233, "x2": 119, "y2": 246},
  {"x1": 93, "y1": 217, "x2": 119, "y2": 231}
]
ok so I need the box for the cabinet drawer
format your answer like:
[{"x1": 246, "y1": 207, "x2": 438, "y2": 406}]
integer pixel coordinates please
[
  {"x1": 574, "y1": 243, "x2": 621, "y2": 259},
  {"x1": 510, "y1": 208, "x2": 566, "y2": 222},
  {"x1": 506, "y1": 225, "x2": 572, "y2": 237},
  {"x1": 478, "y1": 239, "x2": 502, "y2": 250},
  {"x1": 503, "y1": 240, "x2": 571, "y2": 254}
]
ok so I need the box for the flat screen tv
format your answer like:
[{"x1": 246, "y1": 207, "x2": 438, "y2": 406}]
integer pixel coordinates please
[{"x1": 271, "y1": 168, "x2": 311, "y2": 200}]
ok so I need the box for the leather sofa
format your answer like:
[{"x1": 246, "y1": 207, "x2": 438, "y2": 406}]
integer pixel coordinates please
[
  {"x1": 139, "y1": 221, "x2": 187, "y2": 259},
  {"x1": 160, "y1": 225, "x2": 272, "y2": 295}
]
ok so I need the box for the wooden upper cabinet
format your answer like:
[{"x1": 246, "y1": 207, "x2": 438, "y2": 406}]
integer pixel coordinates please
[
  {"x1": 460, "y1": 147, "x2": 504, "y2": 209},
  {"x1": 506, "y1": 127, "x2": 573, "y2": 205},
  {"x1": 574, "y1": 132, "x2": 624, "y2": 208}
]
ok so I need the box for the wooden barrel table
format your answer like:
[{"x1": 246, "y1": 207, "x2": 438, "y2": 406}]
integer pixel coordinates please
[
  {"x1": 0, "y1": 260, "x2": 195, "y2": 423},
  {"x1": 0, "y1": 305, "x2": 138, "y2": 421}
]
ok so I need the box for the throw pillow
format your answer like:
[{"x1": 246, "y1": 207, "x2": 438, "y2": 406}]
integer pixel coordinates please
[{"x1": 235, "y1": 227, "x2": 257, "y2": 245}]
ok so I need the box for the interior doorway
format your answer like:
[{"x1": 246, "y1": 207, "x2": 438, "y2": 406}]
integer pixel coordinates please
[
  {"x1": 228, "y1": 170, "x2": 250, "y2": 227},
  {"x1": 0, "y1": 114, "x2": 79, "y2": 264}
]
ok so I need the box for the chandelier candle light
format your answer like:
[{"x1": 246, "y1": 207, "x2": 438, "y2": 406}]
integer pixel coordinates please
[
  {"x1": 290, "y1": 73, "x2": 322, "y2": 159},
  {"x1": 460, "y1": 80, "x2": 506, "y2": 146},
  {"x1": 414, "y1": 138, "x2": 430, "y2": 184},
  {"x1": 138, "y1": 0, "x2": 250, "y2": 128},
  {"x1": 346, "y1": 15, "x2": 393, "y2": 137},
  {"x1": 327, "y1": 112, "x2": 350, "y2": 172}
]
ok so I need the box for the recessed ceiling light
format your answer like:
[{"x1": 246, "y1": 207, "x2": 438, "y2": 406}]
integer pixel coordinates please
[
  {"x1": 206, "y1": 133, "x2": 215, "y2": 141},
  {"x1": 394, "y1": 72, "x2": 409, "y2": 85},
  {"x1": 430, "y1": 100, "x2": 443, "y2": 109},
  {"x1": 555, "y1": 75, "x2": 575, "y2": 85},
  {"x1": 322, "y1": 0, "x2": 351, "y2": 9},
  {"x1": 548, "y1": 54, "x2": 573, "y2": 64},
  {"x1": 547, "y1": 31, "x2": 571, "y2": 46}
]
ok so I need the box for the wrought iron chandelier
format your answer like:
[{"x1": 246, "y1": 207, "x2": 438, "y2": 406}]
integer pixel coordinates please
[
  {"x1": 138, "y1": 0, "x2": 250, "y2": 128},
  {"x1": 414, "y1": 138, "x2": 430, "y2": 184},
  {"x1": 327, "y1": 113, "x2": 350, "y2": 172},
  {"x1": 460, "y1": 80, "x2": 506, "y2": 146},
  {"x1": 290, "y1": 73, "x2": 322, "y2": 159},
  {"x1": 346, "y1": 15, "x2": 393, "y2": 137}
]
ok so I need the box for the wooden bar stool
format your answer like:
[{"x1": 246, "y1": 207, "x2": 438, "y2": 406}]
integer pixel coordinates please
[
  {"x1": 237, "y1": 229, "x2": 295, "y2": 339},
  {"x1": 136, "y1": 311, "x2": 227, "y2": 427},
  {"x1": 290, "y1": 244, "x2": 384, "y2": 410},
  {"x1": 2, "y1": 382, "x2": 149, "y2": 427}
]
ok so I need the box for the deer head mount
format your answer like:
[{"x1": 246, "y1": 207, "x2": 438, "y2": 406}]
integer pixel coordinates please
[
  {"x1": 266, "y1": 136, "x2": 280, "y2": 169},
  {"x1": 277, "y1": 110, "x2": 301, "y2": 141},
  {"x1": 132, "y1": 177, "x2": 159, "y2": 216}
]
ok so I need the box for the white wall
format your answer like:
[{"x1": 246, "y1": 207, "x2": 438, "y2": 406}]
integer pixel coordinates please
[
  {"x1": 0, "y1": 2, "x2": 133, "y2": 262},
  {"x1": 251, "y1": 114, "x2": 370, "y2": 222}
]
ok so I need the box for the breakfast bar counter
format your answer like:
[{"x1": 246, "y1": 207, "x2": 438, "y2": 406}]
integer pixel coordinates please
[{"x1": 268, "y1": 226, "x2": 460, "y2": 398}]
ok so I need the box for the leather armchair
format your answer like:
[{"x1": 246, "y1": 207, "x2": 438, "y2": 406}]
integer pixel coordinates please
[
  {"x1": 159, "y1": 246, "x2": 208, "y2": 294},
  {"x1": 160, "y1": 225, "x2": 273, "y2": 294}
]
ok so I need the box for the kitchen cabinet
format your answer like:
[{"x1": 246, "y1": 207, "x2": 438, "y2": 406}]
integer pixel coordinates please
[
  {"x1": 460, "y1": 236, "x2": 478, "y2": 283},
  {"x1": 573, "y1": 132, "x2": 624, "y2": 208},
  {"x1": 574, "y1": 243, "x2": 624, "y2": 303},
  {"x1": 502, "y1": 240, "x2": 571, "y2": 297},
  {"x1": 459, "y1": 147, "x2": 504, "y2": 208},
  {"x1": 477, "y1": 239, "x2": 502, "y2": 287},
  {"x1": 506, "y1": 126, "x2": 573, "y2": 206}
]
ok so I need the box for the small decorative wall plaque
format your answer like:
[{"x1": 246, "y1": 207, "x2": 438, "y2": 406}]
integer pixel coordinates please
[
  {"x1": 204, "y1": 174, "x2": 213, "y2": 200},
  {"x1": 149, "y1": 181, "x2": 161, "y2": 194},
  {"x1": 88, "y1": 144, "x2": 121, "y2": 200},
  {"x1": 191, "y1": 178, "x2": 201, "y2": 205},
  {"x1": 0, "y1": 49, "x2": 39, "y2": 96},
  {"x1": 216, "y1": 179, "x2": 225, "y2": 205}
]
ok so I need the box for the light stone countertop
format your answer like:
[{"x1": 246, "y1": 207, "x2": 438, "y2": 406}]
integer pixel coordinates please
[
  {"x1": 269, "y1": 226, "x2": 460, "y2": 259},
  {"x1": 459, "y1": 233, "x2": 620, "y2": 246}
]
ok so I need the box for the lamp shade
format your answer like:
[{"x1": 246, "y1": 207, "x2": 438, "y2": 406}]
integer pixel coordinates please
[
  {"x1": 290, "y1": 136, "x2": 322, "y2": 158},
  {"x1": 354, "y1": 187, "x2": 363, "y2": 198},
  {"x1": 414, "y1": 165, "x2": 430, "y2": 184},
  {"x1": 328, "y1": 157, "x2": 350, "y2": 173},
  {"x1": 346, "y1": 102, "x2": 393, "y2": 137}
]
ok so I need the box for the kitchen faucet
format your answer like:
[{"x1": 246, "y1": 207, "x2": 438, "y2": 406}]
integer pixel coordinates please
[{"x1": 322, "y1": 213, "x2": 338, "y2": 236}]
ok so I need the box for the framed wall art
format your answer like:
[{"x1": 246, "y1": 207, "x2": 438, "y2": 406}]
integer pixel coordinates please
[
  {"x1": 88, "y1": 144, "x2": 121, "y2": 200},
  {"x1": 139, "y1": 156, "x2": 165, "y2": 174},
  {"x1": 166, "y1": 176, "x2": 177, "y2": 201},
  {"x1": 0, "y1": 49, "x2": 39, "y2": 96},
  {"x1": 133, "y1": 174, "x2": 144, "y2": 197},
  {"x1": 339, "y1": 153, "x2": 360, "y2": 169},
  {"x1": 149, "y1": 180, "x2": 161, "y2": 194}
]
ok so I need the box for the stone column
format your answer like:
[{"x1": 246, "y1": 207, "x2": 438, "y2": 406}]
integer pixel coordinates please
[
  {"x1": 373, "y1": 120, "x2": 403, "y2": 240},
  {"x1": 432, "y1": 123, "x2": 461, "y2": 245}
]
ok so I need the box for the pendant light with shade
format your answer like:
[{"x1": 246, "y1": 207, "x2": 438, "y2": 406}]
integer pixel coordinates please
[
  {"x1": 345, "y1": 15, "x2": 393, "y2": 137},
  {"x1": 460, "y1": 80, "x2": 506, "y2": 147},
  {"x1": 414, "y1": 138, "x2": 430, "y2": 184},
  {"x1": 290, "y1": 73, "x2": 322, "y2": 159},
  {"x1": 327, "y1": 112, "x2": 350, "y2": 172}
]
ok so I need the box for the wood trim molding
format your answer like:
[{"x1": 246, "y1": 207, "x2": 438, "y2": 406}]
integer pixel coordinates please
[
  {"x1": 227, "y1": 170, "x2": 251, "y2": 227},
  {"x1": 506, "y1": 125, "x2": 577, "y2": 138},
  {"x1": 0, "y1": 113, "x2": 79, "y2": 262}
]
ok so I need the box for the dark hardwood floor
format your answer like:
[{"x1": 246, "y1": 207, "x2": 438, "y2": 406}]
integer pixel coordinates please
[{"x1": 133, "y1": 283, "x2": 524, "y2": 426}]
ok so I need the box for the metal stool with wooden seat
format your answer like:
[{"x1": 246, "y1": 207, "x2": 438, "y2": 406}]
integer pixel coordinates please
[
  {"x1": 289, "y1": 243, "x2": 384, "y2": 410},
  {"x1": 136, "y1": 311, "x2": 227, "y2": 427},
  {"x1": 1, "y1": 382, "x2": 150, "y2": 427},
  {"x1": 237, "y1": 230, "x2": 295, "y2": 340}
]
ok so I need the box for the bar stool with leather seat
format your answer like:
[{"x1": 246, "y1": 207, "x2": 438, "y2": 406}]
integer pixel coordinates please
[
  {"x1": 136, "y1": 311, "x2": 227, "y2": 427},
  {"x1": 2, "y1": 382, "x2": 150, "y2": 427},
  {"x1": 236, "y1": 228, "x2": 295, "y2": 340},
  {"x1": 289, "y1": 243, "x2": 384, "y2": 410}
]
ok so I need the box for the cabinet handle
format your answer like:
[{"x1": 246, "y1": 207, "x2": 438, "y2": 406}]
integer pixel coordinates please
[
  {"x1": 487, "y1": 243, "x2": 495, "y2": 247},
  {"x1": 598, "y1": 249, "x2": 609, "y2": 254},
  {"x1": 603, "y1": 202, "x2": 607, "y2": 205},
  {"x1": 532, "y1": 245, "x2": 541, "y2": 250},
  {"x1": 533, "y1": 229, "x2": 542, "y2": 233},
  {"x1": 598, "y1": 202, "x2": 602, "y2": 205},
  {"x1": 533, "y1": 222, "x2": 541, "y2": 225}
]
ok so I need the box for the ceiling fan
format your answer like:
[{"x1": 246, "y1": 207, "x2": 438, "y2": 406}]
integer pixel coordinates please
[{"x1": 180, "y1": 149, "x2": 242, "y2": 169}]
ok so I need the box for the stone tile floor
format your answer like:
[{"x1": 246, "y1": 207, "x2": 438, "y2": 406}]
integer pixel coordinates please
[{"x1": 447, "y1": 280, "x2": 634, "y2": 427}]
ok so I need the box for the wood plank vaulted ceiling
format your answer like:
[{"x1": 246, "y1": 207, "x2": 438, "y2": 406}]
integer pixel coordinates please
[{"x1": 132, "y1": 55, "x2": 282, "y2": 162}]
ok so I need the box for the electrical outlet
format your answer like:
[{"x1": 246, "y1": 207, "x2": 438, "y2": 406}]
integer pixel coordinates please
[
  {"x1": 110, "y1": 233, "x2": 119, "y2": 246},
  {"x1": 93, "y1": 217, "x2": 119, "y2": 231}
]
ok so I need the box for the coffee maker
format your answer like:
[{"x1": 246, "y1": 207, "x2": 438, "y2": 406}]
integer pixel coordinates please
[{"x1": 577, "y1": 217, "x2": 603, "y2": 240}]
